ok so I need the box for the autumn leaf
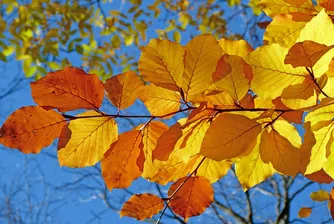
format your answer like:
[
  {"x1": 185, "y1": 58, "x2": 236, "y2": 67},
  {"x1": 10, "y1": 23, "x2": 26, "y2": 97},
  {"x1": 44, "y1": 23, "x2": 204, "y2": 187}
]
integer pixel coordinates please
[
  {"x1": 101, "y1": 130, "x2": 142, "y2": 190},
  {"x1": 260, "y1": 0, "x2": 315, "y2": 18},
  {"x1": 152, "y1": 121, "x2": 183, "y2": 161},
  {"x1": 305, "y1": 98, "x2": 334, "y2": 128},
  {"x1": 310, "y1": 189, "x2": 330, "y2": 201},
  {"x1": 212, "y1": 54, "x2": 252, "y2": 101},
  {"x1": 218, "y1": 38, "x2": 253, "y2": 57},
  {"x1": 120, "y1": 194, "x2": 164, "y2": 220},
  {"x1": 305, "y1": 169, "x2": 334, "y2": 184},
  {"x1": 200, "y1": 113, "x2": 262, "y2": 161},
  {"x1": 318, "y1": 0, "x2": 334, "y2": 11},
  {"x1": 31, "y1": 67, "x2": 104, "y2": 112},
  {"x1": 183, "y1": 34, "x2": 222, "y2": 101},
  {"x1": 263, "y1": 13, "x2": 312, "y2": 48},
  {"x1": 260, "y1": 128, "x2": 300, "y2": 176},
  {"x1": 104, "y1": 71, "x2": 144, "y2": 109},
  {"x1": 168, "y1": 176, "x2": 213, "y2": 221},
  {"x1": 0, "y1": 106, "x2": 65, "y2": 154},
  {"x1": 235, "y1": 134, "x2": 275, "y2": 191},
  {"x1": 139, "y1": 84, "x2": 181, "y2": 118},
  {"x1": 297, "y1": 10, "x2": 334, "y2": 46},
  {"x1": 245, "y1": 43, "x2": 307, "y2": 99},
  {"x1": 195, "y1": 156, "x2": 231, "y2": 183},
  {"x1": 298, "y1": 207, "x2": 312, "y2": 218},
  {"x1": 139, "y1": 39, "x2": 185, "y2": 91},
  {"x1": 330, "y1": 188, "x2": 334, "y2": 220},
  {"x1": 58, "y1": 110, "x2": 118, "y2": 167}
]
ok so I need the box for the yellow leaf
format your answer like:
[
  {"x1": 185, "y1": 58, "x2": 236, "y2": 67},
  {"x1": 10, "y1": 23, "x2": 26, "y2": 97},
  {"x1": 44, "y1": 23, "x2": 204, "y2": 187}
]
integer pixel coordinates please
[
  {"x1": 323, "y1": 131, "x2": 334, "y2": 178},
  {"x1": 245, "y1": 44, "x2": 307, "y2": 99},
  {"x1": 297, "y1": 9, "x2": 334, "y2": 46},
  {"x1": 236, "y1": 134, "x2": 275, "y2": 191},
  {"x1": 322, "y1": 77, "x2": 334, "y2": 97},
  {"x1": 183, "y1": 34, "x2": 222, "y2": 101},
  {"x1": 139, "y1": 39, "x2": 185, "y2": 91},
  {"x1": 200, "y1": 113, "x2": 262, "y2": 160},
  {"x1": 305, "y1": 98, "x2": 334, "y2": 128},
  {"x1": 101, "y1": 130, "x2": 142, "y2": 190},
  {"x1": 259, "y1": 128, "x2": 300, "y2": 176},
  {"x1": 104, "y1": 71, "x2": 144, "y2": 109},
  {"x1": 139, "y1": 84, "x2": 181, "y2": 118},
  {"x1": 260, "y1": 0, "x2": 315, "y2": 18},
  {"x1": 218, "y1": 38, "x2": 253, "y2": 57},
  {"x1": 195, "y1": 156, "x2": 231, "y2": 183},
  {"x1": 281, "y1": 80, "x2": 317, "y2": 109},
  {"x1": 0, "y1": 106, "x2": 65, "y2": 154},
  {"x1": 58, "y1": 110, "x2": 118, "y2": 167},
  {"x1": 298, "y1": 207, "x2": 312, "y2": 218},
  {"x1": 264, "y1": 13, "x2": 311, "y2": 48},
  {"x1": 173, "y1": 30, "x2": 181, "y2": 42},
  {"x1": 304, "y1": 121, "x2": 334, "y2": 174},
  {"x1": 213, "y1": 55, "x2": 252, "y2": 101},
  {"x1": 168, "y1": 176, "x2": 213, "y2": 221},
  {"x1": 173, "y1": 119, "x2": 211, "y2": 161},
  {"x1": 196, "y1": 91, "x2": 235, "y2": 108},
  {"x1": 120, "y1": 194, "x2": 164, "y2": 220}
]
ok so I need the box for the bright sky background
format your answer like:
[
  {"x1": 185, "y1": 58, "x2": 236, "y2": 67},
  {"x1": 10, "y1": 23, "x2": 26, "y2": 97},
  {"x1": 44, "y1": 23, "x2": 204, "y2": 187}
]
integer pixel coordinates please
[{"x1": 0, "y1": 1, "x2": 333, "y2": 224}]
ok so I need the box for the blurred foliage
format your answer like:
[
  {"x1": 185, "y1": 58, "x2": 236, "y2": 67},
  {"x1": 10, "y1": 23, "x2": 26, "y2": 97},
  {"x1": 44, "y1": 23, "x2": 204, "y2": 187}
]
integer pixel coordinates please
[{"x1": 0, "y1": 0, "x2": 262, "y2": 80}]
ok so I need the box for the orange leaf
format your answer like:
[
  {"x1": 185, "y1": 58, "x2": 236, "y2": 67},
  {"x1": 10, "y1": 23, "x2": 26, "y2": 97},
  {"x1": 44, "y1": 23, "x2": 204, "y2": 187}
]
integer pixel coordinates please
[
  {"x1": 0, "y1": 106, "x2": 65, "y2": 154},
  {"x1": 139, "y1": 39, "x2": 185, "y2": 91},
  {"x1": 183, "y1": 34, "x2": 222, "y2": 101},
  {"x1": 104, "y1": 71, "x2": 144, "y2": 109},
  {"x1": 310, "y1": 189, "x2": 330, "y2": 201},
  {"x1": 168, "y1": 176, "x2": 213, "y2": 221},
  {"x1": 31, "y1": 67, "x2": 104, "y2": 112},
  {"x1": 285, "y1": 41, "x2": 334, "y2": 68},
  {"x1": 57, "y1": 110, "x2": 118, "y2": 167},
  {"x1": 260, "y1": 128, "x2": 300, "y2": 176},
  {"x1": 318, "y1": 0, "x2": 334, "y2": 11},
  {"x1": 102, "y1": 130, "x2": 142, "y2": 190},
  {"x1": 330, "y1": 187, "x2": 334, "y2": 220},
  {"x1": 200, "y1": 113, "x2": 262, "y2": 160},
  {"x1": 260, "y1": 0, "x2": 315, "y2": 18},
  {"x1": 298, "y1": 207, "x2": 312, "y2": 218},
  {"x1": 152, "y1": 122, "x2": 182, "y2": 161},
  {"x1": 120, "y1": 194, "x2": 164, "y2": 220}
]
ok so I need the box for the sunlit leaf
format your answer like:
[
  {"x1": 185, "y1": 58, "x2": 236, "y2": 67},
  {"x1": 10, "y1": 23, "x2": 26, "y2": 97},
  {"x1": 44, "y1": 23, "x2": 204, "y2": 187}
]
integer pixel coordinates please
[
  {"x1": 0, "y1": 106, "x2": 65, "y2": 154},
  {"x1": 195, "y1": 156, "x2": 232, "y2": 183},
  {"x1": 120, "y1": 194, "x2": 164, "y2": 220},
  {"x1": 260, "y1": 0, "x2": 315, "y2": 18},
  {"x1": 236, "y1": 134, "x2": 275, "y2": 191},
  {"x1": 183, "y1": 34, "x2": 222, "y2": 101},
  {"x1": 104, "y1": 71, "x2": 144, "y2": 109},
  {"x1": 101, "y1": 130, "x2": 142, "y2": 190},
  {"x1": 200, "y1": 113, "x2": 262, "y2": 160},
  {"x1": 330, "y1": 188, "x2": 334, "y2": 219},
  {"x1": 245, "y1": 44, "x2": 307, "y2": 99},
  {"x1": 168, "y1": 176, "x2": 213, "y2": 221},
  {"x1": 31, "y1": 67, "x2": 104, "y2": 112},
  {"x1": 139, "y1": 39, "x2": 185, "y2": 91},
  {"x1": 139, "y1": 84, "x2": 181, "y2": 118},
  {"x1": 218, "y1": 38, "x2": 253, "y2": 57},
  {"x1": 58, "y1": 110, "x2": 118, "y2": 167}
]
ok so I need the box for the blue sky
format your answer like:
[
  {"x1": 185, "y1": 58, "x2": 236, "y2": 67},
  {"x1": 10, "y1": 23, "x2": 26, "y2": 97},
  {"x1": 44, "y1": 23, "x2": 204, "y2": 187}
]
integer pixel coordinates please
[{"x1": 0, "y1": 0, "x2": 334, "y2": 223}]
